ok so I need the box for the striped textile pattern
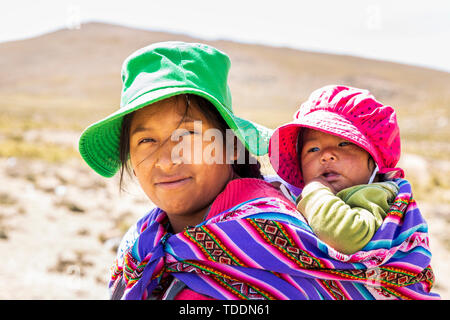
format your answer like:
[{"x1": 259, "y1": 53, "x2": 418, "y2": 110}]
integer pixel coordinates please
[{"x1": 109, "y1": 179, "x2": 439, "y2": 300}]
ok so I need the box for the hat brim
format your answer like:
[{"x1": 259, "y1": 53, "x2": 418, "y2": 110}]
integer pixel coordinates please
[
  {"x1": 79, "y1": 86, "x2": 272, "y2": 178},
  {"x1": 269, "y1": 110, "x2": 377, "y2": 188}
]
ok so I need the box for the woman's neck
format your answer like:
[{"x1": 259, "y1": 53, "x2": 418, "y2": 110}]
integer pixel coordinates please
[{"x1": 167, "y1": 204, "x2": 211, "y2": 233}]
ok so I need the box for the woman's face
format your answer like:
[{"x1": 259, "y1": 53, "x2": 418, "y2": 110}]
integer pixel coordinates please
[
  {"x1": 129, "y1": 96, "x2": 234, "y2": 232},
  {"x1": 300, "y1": 128, "x2": 375, "y2": 193}
]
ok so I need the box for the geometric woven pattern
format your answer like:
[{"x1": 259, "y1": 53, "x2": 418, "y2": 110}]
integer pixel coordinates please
[
  {"x1": 109, "y1": 179, "x2": 440, "y2": 300},
  {"x1": 249, "y1": 218, "x2": 324, "y2": 269},
  {"x1": 167, "y1": 260, "x2": 273, "y2": 300},
  {"x1": 184, "y1": 226, "x2": 244, "y2": 266}
]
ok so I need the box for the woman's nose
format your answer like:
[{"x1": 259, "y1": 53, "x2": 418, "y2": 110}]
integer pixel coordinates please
[{"x1": 155, "y1": 141, "x2": 182, "y2": 170}]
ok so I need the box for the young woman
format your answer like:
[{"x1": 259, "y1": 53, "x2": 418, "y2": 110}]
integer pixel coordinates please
[{"x1": 79, "y1": 41, "x2": 299, "y2": 299}]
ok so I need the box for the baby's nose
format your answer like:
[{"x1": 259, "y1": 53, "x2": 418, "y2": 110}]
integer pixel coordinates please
[{"x1": 320, "y1": 150, "x2": 337, "y2": 162}]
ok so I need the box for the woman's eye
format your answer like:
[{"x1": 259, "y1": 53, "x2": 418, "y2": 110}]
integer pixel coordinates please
[
  {"x1": 138, "y1": 138, "x2": 156, "y2": 145},
  {"x1": 176, "y1": 128, "x2": 198, "y2": 137},
  {"x1": 183, "y1": 130, "x2": 198, "y2": 136}
]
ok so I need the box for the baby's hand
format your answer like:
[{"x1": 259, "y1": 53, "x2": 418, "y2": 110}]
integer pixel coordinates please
[
  {"x1": 306, "y1": 177, "x2": 337, "y2": 194},
  {"x1": 297, "y1": 178, "x2": 337, "y2": 221}
]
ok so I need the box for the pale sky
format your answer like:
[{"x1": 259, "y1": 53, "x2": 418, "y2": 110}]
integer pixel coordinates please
[{"x1": 2, "y1": 0, "x2": 450, "y2": 72}]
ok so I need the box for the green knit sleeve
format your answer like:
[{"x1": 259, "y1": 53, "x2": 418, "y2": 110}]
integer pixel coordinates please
[{"x1": 297, "y1": 181, "x2": 398, "y2": 255}]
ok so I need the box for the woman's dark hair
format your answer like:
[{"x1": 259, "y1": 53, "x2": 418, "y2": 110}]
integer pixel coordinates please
[{"x1": 118, "y1": 94, "x2": 262, "y2": 190}]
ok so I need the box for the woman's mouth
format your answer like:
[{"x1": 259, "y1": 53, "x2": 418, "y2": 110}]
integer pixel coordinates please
[{"x1": 154, "y1": 177, "x2": 192, "y2": 189}]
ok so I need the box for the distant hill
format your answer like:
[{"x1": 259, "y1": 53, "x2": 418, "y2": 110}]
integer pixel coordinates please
[{"x1": 1, "y1": 22, "x2": 449, "y2": 159}]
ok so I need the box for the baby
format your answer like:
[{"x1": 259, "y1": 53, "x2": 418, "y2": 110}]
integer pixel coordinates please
[{"x1": 269, "y1": 85, "x2": 404, "y2": 254}]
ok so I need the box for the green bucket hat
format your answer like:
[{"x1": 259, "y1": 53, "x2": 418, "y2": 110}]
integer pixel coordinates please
[{"x1": 78, "y1": 41, "x2": 273, "y2": 177}]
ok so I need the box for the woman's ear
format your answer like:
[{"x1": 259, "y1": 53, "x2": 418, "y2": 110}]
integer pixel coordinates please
[{"x1": 230, "y1": 136, "x2": 244, "y2": 163}]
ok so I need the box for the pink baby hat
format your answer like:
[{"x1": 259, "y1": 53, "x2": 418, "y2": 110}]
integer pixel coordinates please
[{"x1": 269, "y1": 84, "x2": 404, "y2": 189}]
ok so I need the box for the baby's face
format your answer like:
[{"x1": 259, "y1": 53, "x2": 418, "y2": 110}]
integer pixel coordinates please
[{"x1": 300, "y1": 129, "x2": 375, "y2": 193}]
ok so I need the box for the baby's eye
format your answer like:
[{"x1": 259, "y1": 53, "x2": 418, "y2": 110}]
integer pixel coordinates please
[
  {"x1": 307, "y1": 147, "x2": 320, "y2": 153},
  {"x1": 338, "y1": 141, "x2": 352, "y2": 147}
]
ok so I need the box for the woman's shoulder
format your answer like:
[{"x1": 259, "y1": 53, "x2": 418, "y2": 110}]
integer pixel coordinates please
[
  {"x1": 230, "y1": 177, "x2": 299, "y2": 201},
  {"x1": 115, "y1": 207, "x2": 162, "y2": 263},
  {"x1": 205, "y1": 177, "x2": 297, "y2": 220}
]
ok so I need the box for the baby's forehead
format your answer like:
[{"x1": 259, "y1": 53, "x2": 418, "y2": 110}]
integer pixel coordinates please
[{"x1": 301, "y1": 128, "x2": 343, "y2": 142}]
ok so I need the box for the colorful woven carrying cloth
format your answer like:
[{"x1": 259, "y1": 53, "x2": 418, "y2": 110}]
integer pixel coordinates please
[{"x1": 109, "y1": 178, "x2": 439, "y2": 300}]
